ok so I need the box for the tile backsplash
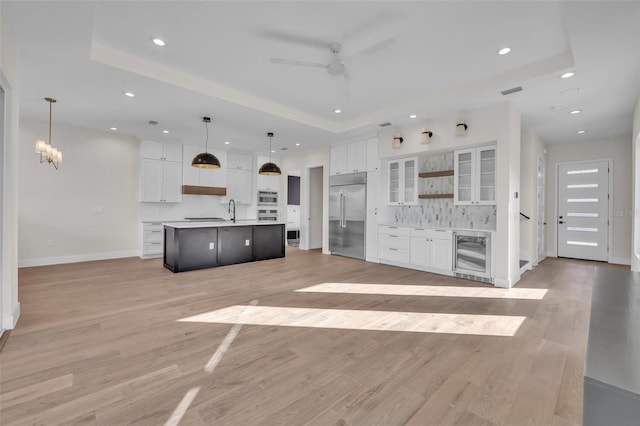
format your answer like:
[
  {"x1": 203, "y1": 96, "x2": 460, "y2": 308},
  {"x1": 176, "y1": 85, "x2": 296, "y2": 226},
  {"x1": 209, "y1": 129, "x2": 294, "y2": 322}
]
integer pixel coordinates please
[
  {"x1": 392, "y1": 202, "x2": 496, "y2": 230},
  {"x1": 391, "y1": 151, "x2": 496, "y2": 230}
]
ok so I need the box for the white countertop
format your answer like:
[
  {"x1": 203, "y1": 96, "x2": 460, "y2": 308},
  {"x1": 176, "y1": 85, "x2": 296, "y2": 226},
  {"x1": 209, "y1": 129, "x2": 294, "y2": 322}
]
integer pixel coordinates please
[
  {"x1": 380, "y1": 224, "x2": 496, "y2": 233},
  {"x1": 163, "y1": 221, "x2": 285, "y2": 229}
]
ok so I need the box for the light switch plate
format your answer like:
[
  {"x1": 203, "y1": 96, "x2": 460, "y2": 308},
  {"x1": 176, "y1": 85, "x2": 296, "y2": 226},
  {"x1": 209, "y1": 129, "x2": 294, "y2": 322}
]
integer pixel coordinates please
[
  {"x1": 209, "y1": 242, "x2": 215, "y2": 250},
  {"x1": 245, "y1": 239, "x2": 250, "y2": 246}
]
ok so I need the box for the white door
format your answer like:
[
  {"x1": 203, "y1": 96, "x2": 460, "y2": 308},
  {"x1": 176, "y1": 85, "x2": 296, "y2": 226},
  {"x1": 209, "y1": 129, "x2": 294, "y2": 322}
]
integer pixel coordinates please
[
  {"x1": 557, "y1": 160, "x2": 609, "y2": 261},
  {"x1": 537, "y1": 157, "x2": 546, "y2": 263},
  {"x1": 365, "y1": 171, "x2": 379, "y2": 261}
]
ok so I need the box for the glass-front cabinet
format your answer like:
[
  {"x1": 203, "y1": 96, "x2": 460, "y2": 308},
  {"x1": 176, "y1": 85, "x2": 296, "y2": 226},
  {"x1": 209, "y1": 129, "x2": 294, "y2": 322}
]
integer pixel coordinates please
[
  {"x1": 454, "y1": 145, "x2": 496, "y2": 205},
  {"x1": 387, "y1": 157, "x2": 418, "y2": 206}
]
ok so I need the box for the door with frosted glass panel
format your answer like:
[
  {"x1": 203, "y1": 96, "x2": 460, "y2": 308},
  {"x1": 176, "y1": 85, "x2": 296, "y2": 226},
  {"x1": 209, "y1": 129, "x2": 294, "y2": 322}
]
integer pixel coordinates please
[
  {"x1": 403, "y1": 158, "x2": 416, "y2": 204},
  {"x1": 557, "y1": 161, "x2": 609, "y2": 261},
  {"x1": 388, "y1": 160, "x2": 400, "y2": 204},
  {"x1": 477, "y1": 147, "x2": 495, "y2": 204},
  {"x1": 454, "y1": 149, "x2": 474, "y2": 204}
]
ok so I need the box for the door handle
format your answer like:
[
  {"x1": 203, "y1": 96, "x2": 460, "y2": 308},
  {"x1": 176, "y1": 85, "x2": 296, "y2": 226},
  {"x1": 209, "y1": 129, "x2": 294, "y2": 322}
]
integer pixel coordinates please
[{"x1": 558, "y1": 221, "x2": 565, "y2": 224}]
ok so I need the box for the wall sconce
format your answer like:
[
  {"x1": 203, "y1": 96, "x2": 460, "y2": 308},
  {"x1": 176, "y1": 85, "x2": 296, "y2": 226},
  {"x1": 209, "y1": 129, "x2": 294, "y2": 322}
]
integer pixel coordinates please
[
  {"x1": 420, "y1": 128, "x2": 433, "y2": 144},
  {"x1": 393, "y1": 133, "x2": 403, "y2": 149},
  {"x1": 455, "y1": 122, "x2": 468, "y2": 138}
]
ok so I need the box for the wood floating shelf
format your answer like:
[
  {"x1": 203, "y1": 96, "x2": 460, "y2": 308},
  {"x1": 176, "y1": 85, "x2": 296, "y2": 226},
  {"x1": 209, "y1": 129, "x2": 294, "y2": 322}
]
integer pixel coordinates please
[
  {"x1": 182, "y1": 185, "x2": 227, "y2": 196},
  {"x1": 419, "y1": 193, "x2": 454, "y2": 199},
  {"x1": 419, "y1": 170, "x2": 454, "y2": 178}
]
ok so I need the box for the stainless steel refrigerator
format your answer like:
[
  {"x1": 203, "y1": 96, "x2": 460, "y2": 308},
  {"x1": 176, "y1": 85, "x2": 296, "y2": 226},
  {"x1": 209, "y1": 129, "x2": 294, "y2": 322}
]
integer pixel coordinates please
[{"x1": 329, "y1": 172, "x2": 366, "y2": 260}]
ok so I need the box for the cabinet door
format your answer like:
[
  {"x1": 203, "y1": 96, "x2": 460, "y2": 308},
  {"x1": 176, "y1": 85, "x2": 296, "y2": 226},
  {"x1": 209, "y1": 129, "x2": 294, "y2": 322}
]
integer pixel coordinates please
[
  {"x1": 365, "y1": 171, "x2": 380, "y2": 261},
  {"x1": 366, "y1": 138, "x2": 380, "y2": 171},
  {"x1": 330, "y1": 145, "x2": 348, "y2": 175},
  {"x1": 410, "y1": 237, "x2": 430, "y2": 267},
  {"x1": 182, "y1": 145, "x2": 200, "y2": 186},
  {"x1": 163, "y1": 144, "x2": 183, "y2": 162},
  {"x1": 227, "y1": 153, "x2": 252, "y2": 171},
  {"x1": 430, "y1": 237, "x2": 453, "y2": 271},
  {"x1": 162, "y1": 161, "x2": 183, "y2": 203},
  {"x1": 227, "y1": 169, "x2": 252, "y2": 204},
  {"x1": 218, "y1": 227, "x2": 253, "y2": 265},
  {"x1": 454, "y1": 149, "x2": 474, "y2": 205},
  {"x1": 140, "y1": 141, "x2": 164, "y2": 160},
  {"x1": 139, "y1": 159, "x2": 163, "y2": 201},
  {"x1": 477, "y1": 146, "x2": 496, "y2": 205},
  {"x1": 387, "y1": 160, "x2": 401, "y2": 205},
  {"x1": 402, "y1": 158, "x2": 417, "y2": 205},
  {"x1": 347, "y1": 141, "x2": 367, "y2": 173}
]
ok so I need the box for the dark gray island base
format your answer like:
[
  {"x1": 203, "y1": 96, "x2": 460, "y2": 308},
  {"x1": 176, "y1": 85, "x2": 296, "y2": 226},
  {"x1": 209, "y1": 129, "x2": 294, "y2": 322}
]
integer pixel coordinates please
[{"x1": 163, "y1": 222, "x2": 285, "y2": 273}]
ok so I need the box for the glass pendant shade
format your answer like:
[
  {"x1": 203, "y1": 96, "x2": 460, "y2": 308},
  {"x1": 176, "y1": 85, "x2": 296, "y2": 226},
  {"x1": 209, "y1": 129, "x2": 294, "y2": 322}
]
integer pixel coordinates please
[
  {"x1": 192, "y1": 152, "x2": 221, "y2": 169},
  {"x1": 35, "y1": 140, "x2": 47, "y2": 153},
  {"x1": 258, "y1": 162, "x2": 282, "y2": 176}
]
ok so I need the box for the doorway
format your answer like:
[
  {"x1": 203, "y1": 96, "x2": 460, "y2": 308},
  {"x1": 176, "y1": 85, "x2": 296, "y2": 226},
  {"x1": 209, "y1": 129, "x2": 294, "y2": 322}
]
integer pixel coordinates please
[
  {"x1": 306, "y1": 166, "x2": 323, "y2": 250},
  {"x1": 557, "y1": 160, "x2": 610, "y2": 261},
  {"x1": 536, "y1": 156, "x2": 546, "y2": 263},
  {"x1": 286, "y1": 172, "x2": 300, "y2": 246}
]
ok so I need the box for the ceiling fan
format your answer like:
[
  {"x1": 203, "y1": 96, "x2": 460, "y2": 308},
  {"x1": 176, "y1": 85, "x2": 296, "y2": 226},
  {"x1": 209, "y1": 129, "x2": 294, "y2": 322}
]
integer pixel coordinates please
[{"x1": 269, "y1": 37, "x2": 395, "y2": 88}]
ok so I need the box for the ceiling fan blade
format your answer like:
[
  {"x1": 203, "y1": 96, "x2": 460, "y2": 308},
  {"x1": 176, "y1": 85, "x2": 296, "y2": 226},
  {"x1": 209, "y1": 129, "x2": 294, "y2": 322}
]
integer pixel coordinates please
[
  {"x1": 344, "y1": 38, "x2": 396, "y2": 62},
  {"x1": 258, "y1": 29, "x2": 329, "y2": 49},
  {"x1": 270, "y1": 58, "x2": 327, "y2": 69}
]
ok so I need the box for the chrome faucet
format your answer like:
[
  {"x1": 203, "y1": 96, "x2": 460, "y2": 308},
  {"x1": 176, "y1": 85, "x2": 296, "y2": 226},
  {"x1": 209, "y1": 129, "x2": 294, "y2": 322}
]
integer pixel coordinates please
[{"x1": 228, "y1": 199, "x2": 236, "y2": 223}]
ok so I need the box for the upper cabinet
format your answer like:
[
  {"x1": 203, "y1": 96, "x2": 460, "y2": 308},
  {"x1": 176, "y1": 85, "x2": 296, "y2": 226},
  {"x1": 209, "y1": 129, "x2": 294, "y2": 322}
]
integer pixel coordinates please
[
  {"x1": 387, "y1": 157, "x2": 418, "y2": 206},
  {"x1": 139, "y1": 141, "x2": 183, "y2": 203},
  {"x1": 454, "y1": 145, "x2": 496, "y2": 205},
  {"x1": 224, "y1": 152, "x2": 253, "y2": 204},
  {"x1": 182, "y1": 145, "x2": 226, "y2": 188},
  {"x1": 227, "y1": 152, "x2": 253, "y2": 171},
  {"x1": 330, "y1": 138, "x2": 379, "y2": 175}
]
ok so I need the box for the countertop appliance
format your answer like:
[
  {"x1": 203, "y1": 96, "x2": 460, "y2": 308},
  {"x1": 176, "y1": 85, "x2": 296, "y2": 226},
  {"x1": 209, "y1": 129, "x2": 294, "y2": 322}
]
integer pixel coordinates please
[
  {"x1": 453, "y1": 230, "x2": 492, "y2": 283},
  {"x1": 329, "y1": 172, "x2": 366, "y2": 260}
]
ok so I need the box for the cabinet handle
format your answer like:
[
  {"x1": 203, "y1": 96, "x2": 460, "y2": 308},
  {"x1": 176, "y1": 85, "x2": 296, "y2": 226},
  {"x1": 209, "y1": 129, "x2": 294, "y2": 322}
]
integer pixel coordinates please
[
  {"x1": 434, "y1": 229, "x2": 446, "y2": 232},
  {"x1": 389, "y1": 226, "x2": 397, "y2": 229},
  {"x1": 150, "y1": 231, "x2": 162, "y2": 233},
  {"x1": 415, "y1": 228, "x2": 424, "y2": 231},
  {"x1": 389, "y1": 248, "x2": 397, "y2": 251},
  {"x1": 389, "y1": 235, "x2": 398, "y2": 238}
]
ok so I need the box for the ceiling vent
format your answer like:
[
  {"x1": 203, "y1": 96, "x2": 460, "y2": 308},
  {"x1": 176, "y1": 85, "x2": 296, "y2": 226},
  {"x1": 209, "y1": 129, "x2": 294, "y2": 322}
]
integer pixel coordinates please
[
  {"x1": 280, "y1": 147, "x2": 288, "y2": 151},
  {"x1": 148, "y1": 120, "x2": 158, "y2": 125},
  {"x1": 501, "y1": 86, "x2": 523, "y2": 96},
  {"x1": 378, "y1": 122, "x2": 392, "y2": 127}
]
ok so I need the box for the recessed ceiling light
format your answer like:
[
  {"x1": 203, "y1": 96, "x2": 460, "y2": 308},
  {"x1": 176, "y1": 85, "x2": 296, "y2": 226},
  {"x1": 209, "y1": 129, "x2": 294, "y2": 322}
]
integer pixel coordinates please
[
  {"x1": 295, "y1": 143, "x2": 300, "y2": 146},
  {"x1": 109, "y1": 127, "x2": 118, "y2": 131},
  {"x1": 551, "y1": 105, "x2": 563, "y2": 110},
  {"x1": 577, "y1": 130, "x2": 586, "y2": 134},
  {"x1": 224, "y1": 141, "x2": 230, "y2": 145},
  {"x1": 569, "y1": 109, "x2": 582, "y2": 115},
  {"x1": 497, "y1": 47, "x2": 511, "y2": 55},
  {"x1": 561, "y1": 72, "x2": 575, "y2": 79},
  {"x1": 162, "y1": 130, "x2": 169, "y2": 134},
  {"x1": 123, "y1": 91, "x2": 135, "y2": 97},
  {"x1": 271, "y1": 150, "x2": 276, "y2": 153},
  {"x1": 409, "y1": 114, "x2": 417, "y2": 119},
  {"x1": 151, "y1": 37, "x2": 166, "y2": 47},
  {"x1": 334, "y1": 109, "x2": 342, "y2": 114}
]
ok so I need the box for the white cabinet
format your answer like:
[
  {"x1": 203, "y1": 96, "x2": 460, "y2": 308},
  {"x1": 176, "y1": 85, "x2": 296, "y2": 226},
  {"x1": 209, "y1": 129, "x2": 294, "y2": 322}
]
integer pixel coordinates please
[
  {"x1": 227, "y1": 152, "x2": 253, "y2": 171},
  {"x1": 365, "y1": 171, "x2": 380, "y2": 262},
  {"x1": 226, "y1": 169, "x2": 252, "y2": 204},
  {"x1": 330, "y1": 145, "x2": 348, "y2": 175},
  {"x1": 182, "y1": 145, "x2": 226, "y2": 188},
  {"x1": 454, "y1": 145, "x2": 496, "y2": 205},
  {"x1": 330, "y1": 139, "x2": 378, "y2": 175},
  {"x1": 379, "y1": 225, "x2": 411, "y2": 263},
  {"x1": 139, "y1": 141, "x2": 183, "y2": 203},
  {"x1": 140, "y1": 222, "x2": 164, "y2": 259},
  {"x1": 387, "y1": 157, "x2": 418, "y2": 205},
  {"x1": 366, "y1": 138, "x2": 380, "y2": 172},
  {"x1": 410, "y1": 228, "x2": 453, "y2": 271}
]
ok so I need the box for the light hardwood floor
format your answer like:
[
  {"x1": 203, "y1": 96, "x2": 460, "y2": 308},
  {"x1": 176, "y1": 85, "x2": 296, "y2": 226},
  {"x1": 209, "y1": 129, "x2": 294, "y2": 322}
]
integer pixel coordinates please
[{"x1": 0, "y1": 249, "x2": 627, "y2": 425}]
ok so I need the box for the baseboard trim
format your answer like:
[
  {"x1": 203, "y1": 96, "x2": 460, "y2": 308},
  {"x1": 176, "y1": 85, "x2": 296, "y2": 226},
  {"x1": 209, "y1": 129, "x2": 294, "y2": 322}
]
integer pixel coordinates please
[
  {"x1": 19, "y1": 251, "x2": 138, "y2": 267},
  {"x1": 610, "y1": 257, "x2": 631, "y2": 266},
  {"x1": 2, "y1": 302, "x2": 20, "y2": 330}
]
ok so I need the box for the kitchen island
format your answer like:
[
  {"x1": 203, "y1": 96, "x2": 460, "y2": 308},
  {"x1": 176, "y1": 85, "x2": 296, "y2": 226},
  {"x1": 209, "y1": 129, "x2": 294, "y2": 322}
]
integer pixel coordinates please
[{"x1": 163, "y1": 221, "x2": 285, "y2": 272}]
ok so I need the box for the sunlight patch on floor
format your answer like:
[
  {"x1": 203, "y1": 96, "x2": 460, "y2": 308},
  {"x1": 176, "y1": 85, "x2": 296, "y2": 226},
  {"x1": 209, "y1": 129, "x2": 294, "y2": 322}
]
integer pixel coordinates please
[
  {"x1": 178, "y1": 305, "x2": 526, "y2": 337},
  {"x1": 296, "y1": 283, "x2": 548, "y2": 299}
]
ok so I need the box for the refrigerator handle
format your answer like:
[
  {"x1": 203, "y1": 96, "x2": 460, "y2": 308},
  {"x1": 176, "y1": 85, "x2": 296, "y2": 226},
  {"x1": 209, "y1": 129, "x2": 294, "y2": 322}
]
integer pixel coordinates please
[
  {"x1": 452, "y1": 232, "x2": 458, "y2": 270},
  {"x1": 341, "y1": 193, "x2": 346, "y2": 228}
]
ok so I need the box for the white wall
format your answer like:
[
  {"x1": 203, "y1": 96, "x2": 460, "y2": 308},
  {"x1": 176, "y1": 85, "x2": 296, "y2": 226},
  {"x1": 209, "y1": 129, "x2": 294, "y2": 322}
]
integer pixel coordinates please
[
  {"x1": 378, "y1": 102, "x2": 522, "y2": 287},
  {"x1": 282, "y1": 145, "x2": 331, "y2": 253},
  {"x1": 18, "y1": 119, "x2": 140, "y2": 266},
  {"x1": 545, "y1": 136, "x2": 632, "y2": 264},
  {"x1": 309, "y1": 166, "x2": 323, "y2": 248},
  {"x1": 632, "y1": 94, "x2": 640, "y2": 271},
  {"x1": 520, "y1": 129, "x2": 546, "y2": 264},
  {"x1": 1, "y1": 21, "x2": 21, "y2": 329}
]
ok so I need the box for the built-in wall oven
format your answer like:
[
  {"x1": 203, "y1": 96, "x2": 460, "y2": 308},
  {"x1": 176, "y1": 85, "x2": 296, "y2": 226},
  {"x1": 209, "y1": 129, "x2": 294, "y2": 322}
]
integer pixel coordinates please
[
  {"x1": 257, "y1": 190, "x2": 278, "y2": 221},
  {"x1": 453, "y1": 231, "x2": 492, "y2": 283}
]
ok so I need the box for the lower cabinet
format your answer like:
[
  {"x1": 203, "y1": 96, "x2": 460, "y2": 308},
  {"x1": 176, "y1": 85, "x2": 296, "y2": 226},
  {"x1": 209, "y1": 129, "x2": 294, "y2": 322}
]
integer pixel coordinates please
[
  {"x1": 380, "y1": 225, "x2": 453, "y2": 275},
  {"x1": 218, "y1": 226, "x2": 253, "y2": 266},
  {"x1": 164, "y1": 224, "x2": 285, "y2": 272},
  {"x1": 141, "y1": 222, "x2": 164, "y2": 259}
]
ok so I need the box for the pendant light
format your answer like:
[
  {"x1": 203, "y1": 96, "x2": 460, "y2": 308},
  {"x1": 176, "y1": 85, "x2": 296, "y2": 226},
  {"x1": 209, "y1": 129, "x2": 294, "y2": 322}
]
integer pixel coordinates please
[
  {"x1": 34, "y1": 97, "x2": 63, "y2": 169},
  {"x1": 258, "y1": 132, "x2": 282, "y2": 176},
  {"x1": 191, "y1": 116, "x2": 221, "y2": 169}
]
